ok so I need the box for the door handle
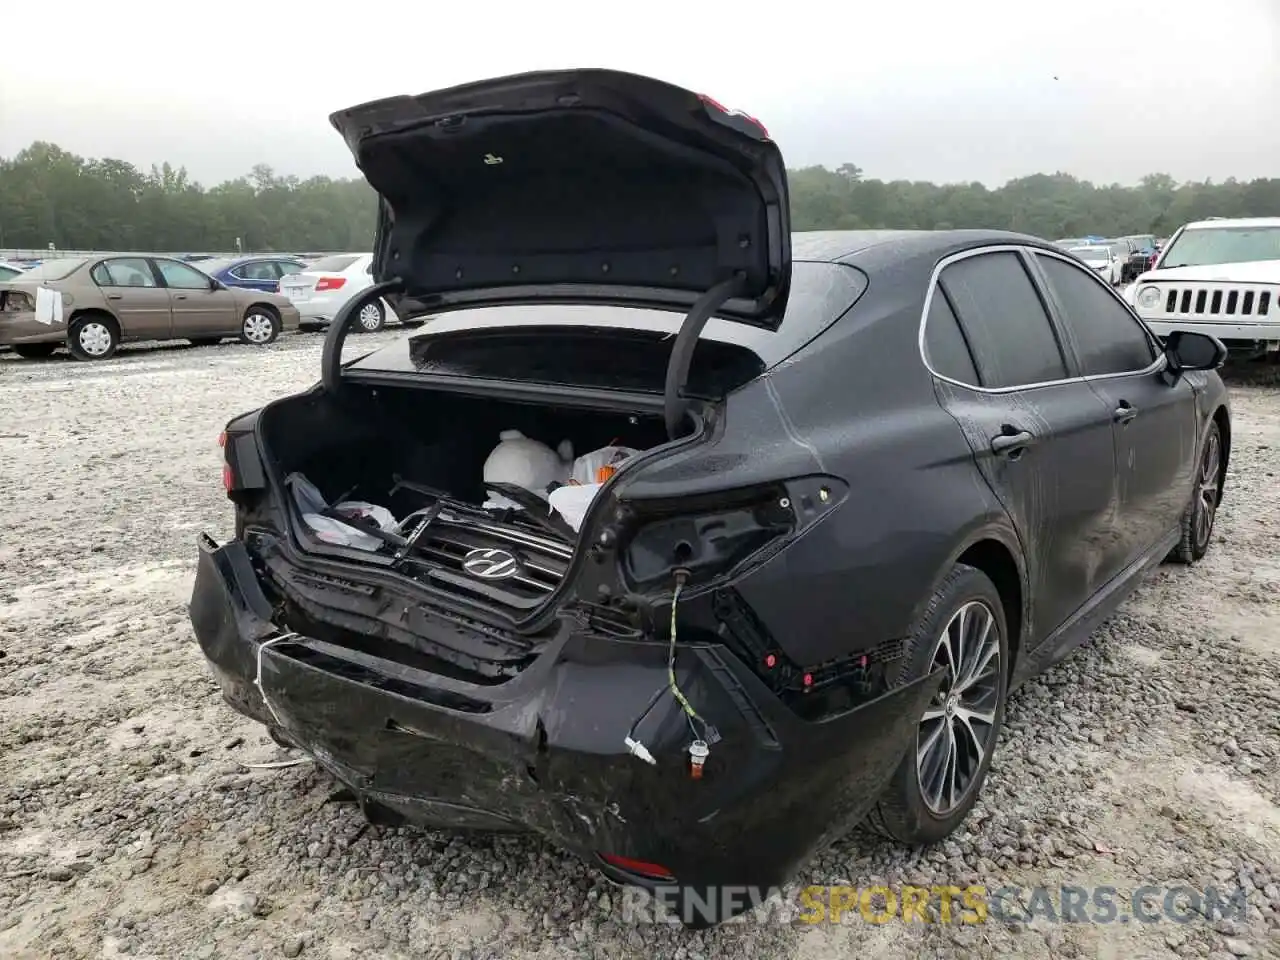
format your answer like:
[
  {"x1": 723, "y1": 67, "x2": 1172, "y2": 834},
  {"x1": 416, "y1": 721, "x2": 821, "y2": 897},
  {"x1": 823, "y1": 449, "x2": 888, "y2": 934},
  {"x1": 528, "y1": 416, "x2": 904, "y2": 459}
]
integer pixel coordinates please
[
  {"x1": 1113, "y1": 402, "x2": 1138, "y2": 424},
  {"x1": 107, "y1": 294, "x2": 123, "y2": 300},
  {"x1": 174, "y1": 295, "x2": 188, "y2": 300},
  {"x1": 991, "y1": 430, "x2": 1034, "y2": 456}
]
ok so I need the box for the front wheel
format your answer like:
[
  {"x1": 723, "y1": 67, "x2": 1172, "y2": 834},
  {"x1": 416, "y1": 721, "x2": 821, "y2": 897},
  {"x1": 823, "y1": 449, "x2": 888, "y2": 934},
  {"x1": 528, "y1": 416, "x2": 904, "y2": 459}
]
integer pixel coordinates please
[
  {"x1": 868, "y1": 563, "x2": 1008, "y2": 845},
  {"x1": 1168, "y1": 421, "x2": 1223, "y2": 564},
  {"x1": 239, "y1": 308, "x2": 280, "y2": 346}
]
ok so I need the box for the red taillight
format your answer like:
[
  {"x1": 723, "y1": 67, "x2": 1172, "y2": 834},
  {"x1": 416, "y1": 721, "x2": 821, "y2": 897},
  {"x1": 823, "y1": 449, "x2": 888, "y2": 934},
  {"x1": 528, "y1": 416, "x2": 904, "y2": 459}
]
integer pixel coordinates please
[
  {"x1": 598, "y1": 853, "x2": 675, "y2": 881},
  {"x1": 314, "y1": 276, "x2": 346, "y2": 292},
  {"x1": 219, "y1": 431, "x2": 233, "y2": 492},
  {"x1": 697, "y1": 94, "x2": 769, "y2": 139}
]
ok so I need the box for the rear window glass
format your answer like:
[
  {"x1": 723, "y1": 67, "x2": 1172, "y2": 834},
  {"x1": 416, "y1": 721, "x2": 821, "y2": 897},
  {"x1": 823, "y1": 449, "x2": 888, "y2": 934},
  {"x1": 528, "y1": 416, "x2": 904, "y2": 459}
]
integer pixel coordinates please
[
  {"x1": 348, "y1": 260, "x2": 869, "y2": 389},
  {"x1": 14, "y1": 258, "x2": 87, "y2": 280},
  {"x1": 307, "y1": 254, "x2": 359, "y2": 272}
]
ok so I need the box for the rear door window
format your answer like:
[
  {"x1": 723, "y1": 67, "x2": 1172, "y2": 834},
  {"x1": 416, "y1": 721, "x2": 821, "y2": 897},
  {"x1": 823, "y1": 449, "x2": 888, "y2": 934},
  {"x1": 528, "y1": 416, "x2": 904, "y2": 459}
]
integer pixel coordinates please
[
  {"x1": 92, "y1": 258, "x2": 158, "y2": 288},
  {"x1": 236, "y1": 260, "x2": 278, "y2": 281},
  {"x1": 938, "y1": 251, "x2": 1068, "y2": 388},
  {"x1": 1035, "y1": 254, "x2": 1158, "y2": 376},
  {"x1": 923, "y1": 288, "x2": 980, "y2": 385}
]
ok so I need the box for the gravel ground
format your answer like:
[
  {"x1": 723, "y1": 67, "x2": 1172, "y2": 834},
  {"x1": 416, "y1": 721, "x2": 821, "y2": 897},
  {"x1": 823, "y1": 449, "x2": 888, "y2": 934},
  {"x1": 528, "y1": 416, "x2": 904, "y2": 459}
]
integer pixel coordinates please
[{"x1": 1, "y1": 334, "x2": 1278, "y2": 960}]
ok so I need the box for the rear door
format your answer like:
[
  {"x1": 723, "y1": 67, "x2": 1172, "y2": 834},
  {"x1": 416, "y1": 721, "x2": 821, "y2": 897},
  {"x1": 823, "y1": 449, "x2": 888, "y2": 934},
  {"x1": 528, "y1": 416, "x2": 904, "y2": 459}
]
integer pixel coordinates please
[
  {"x1": 153, "y1": 258, "x2": 241, "y2": 336},
  {"x1": 90, "y1": 258, "x2": 173, "y2": 339},
  {"x1": 1030, "y1": 250, "x2": 1198, "y2": 564},
  {"x1": 233, "y1": 259, "x2": 282, "y2": 292},
  {"x1": 924, "y1": 247, "x2": 1124, "y2": 642}
]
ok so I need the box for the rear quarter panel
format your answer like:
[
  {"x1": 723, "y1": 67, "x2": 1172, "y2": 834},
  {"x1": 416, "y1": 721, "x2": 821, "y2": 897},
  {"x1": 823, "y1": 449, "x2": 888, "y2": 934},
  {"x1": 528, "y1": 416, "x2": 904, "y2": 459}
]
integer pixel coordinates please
[{"x1": 618, "y1": 275, "x2": 1019, "y2": 668}]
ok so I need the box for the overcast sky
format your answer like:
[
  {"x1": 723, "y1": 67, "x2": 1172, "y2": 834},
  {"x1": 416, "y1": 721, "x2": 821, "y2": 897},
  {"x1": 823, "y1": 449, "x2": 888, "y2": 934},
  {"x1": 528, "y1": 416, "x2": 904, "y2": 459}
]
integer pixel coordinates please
[{"x1": 2, "y1": 1, "x2": 1277, "y2": 188}]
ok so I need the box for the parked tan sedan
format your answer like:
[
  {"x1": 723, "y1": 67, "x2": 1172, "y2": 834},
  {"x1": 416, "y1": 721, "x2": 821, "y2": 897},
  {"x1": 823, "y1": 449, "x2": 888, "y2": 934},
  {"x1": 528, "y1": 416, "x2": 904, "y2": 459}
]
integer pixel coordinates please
[{"x1": 0, "y1": 255, "x2": 301, "y2": 360}]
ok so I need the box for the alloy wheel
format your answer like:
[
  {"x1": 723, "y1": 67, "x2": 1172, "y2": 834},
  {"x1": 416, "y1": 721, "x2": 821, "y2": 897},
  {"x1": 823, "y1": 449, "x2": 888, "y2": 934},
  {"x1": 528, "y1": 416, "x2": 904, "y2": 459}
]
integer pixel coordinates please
[
  {"x1": 916, "y1": 600, "x2": 1001, "y2": 815},
  {"x1": 78, "y1": 322, "x2": 114, "y2": 357},
  {"x1": 243, "y1": 313, "x2": 276, "y2": 344},
  {"x1": 1194, "y1": 430, "x2": 1221, "y2": 551},
  {"x1": 358, "y1": 303, "x2": 384, "y2": 331}
]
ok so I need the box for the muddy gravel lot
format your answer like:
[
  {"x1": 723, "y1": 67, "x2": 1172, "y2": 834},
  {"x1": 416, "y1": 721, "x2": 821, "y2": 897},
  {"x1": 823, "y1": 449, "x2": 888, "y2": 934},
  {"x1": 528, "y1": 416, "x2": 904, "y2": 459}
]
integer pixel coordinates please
[{"x1": 1, "y1": 334, "x2": 1278, "y2": 960}]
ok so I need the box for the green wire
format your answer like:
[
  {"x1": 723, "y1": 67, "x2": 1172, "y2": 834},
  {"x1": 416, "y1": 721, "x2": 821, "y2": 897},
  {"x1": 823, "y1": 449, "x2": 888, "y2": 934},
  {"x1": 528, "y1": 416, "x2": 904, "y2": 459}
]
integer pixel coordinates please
[{"x1": 667, "y1": 577, "x2": 704, "y2": 733}]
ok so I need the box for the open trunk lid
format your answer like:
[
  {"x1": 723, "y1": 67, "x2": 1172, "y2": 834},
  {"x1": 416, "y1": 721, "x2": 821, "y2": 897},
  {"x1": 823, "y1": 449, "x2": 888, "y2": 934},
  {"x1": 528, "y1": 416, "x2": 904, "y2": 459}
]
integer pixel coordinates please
[{"x1": 328, "y1": 68, "x2": 792, "y2": 329}]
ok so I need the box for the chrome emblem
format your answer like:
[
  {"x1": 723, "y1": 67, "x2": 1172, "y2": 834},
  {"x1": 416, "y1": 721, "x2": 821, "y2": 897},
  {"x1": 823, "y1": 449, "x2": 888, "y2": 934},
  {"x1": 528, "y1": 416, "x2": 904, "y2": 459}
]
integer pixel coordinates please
[{"x1": 461, "y1": 548, "x2": 520, "y2": 580}]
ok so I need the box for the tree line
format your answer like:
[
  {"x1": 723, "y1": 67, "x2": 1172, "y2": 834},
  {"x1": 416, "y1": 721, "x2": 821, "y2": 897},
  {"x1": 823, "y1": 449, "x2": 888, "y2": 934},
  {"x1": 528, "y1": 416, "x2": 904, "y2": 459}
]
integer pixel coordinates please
[{"x1": 2, "y1": 142, "x2": 1277, "y2": 254}]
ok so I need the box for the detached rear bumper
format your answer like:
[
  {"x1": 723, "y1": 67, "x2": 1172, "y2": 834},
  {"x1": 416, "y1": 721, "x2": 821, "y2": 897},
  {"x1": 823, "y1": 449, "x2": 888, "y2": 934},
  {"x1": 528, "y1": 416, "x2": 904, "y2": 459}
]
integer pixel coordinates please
[{"x1": 189, "y1": 534, "x2": 938, "y2": 896}]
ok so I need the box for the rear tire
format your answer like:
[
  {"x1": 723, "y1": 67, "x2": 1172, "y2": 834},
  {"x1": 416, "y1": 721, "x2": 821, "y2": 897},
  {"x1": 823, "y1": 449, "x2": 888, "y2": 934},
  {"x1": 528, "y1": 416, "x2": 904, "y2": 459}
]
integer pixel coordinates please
[
  {"x1": 239, "y1": 307, "x2": 280, "y2": 345},
  {"x1": 356, "y1": 300, "x2": 386, "y2": 333},
  {"x1": 867, "y1": 563, "x2": 1008, "y2": 845},
  {"x1": 13, "y1": 343, "x2": 57, "y2": 359},
  {"x1": 67, "y1": 314, "x2": 120, "y2": 361},
  {"x1": 1168, "y1": 421, "x2": 1223, "y2": 564}
]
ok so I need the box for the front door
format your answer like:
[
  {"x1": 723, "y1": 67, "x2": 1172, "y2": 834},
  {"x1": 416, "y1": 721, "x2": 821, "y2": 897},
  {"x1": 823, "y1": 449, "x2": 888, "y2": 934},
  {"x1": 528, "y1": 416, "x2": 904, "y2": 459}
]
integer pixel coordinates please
[
  {"x1": 153, "y1": 258, "x2": 241, "y2": 336},
  {"x1": 924, "y1": 248, "x2": 1124, "y2": 643},
  {"x1": 1030, "y1": 250, "x2": 1199, "y2": 565},
  {"x1": 90, "y1": 258, "x2": 172, "y2": 339}
]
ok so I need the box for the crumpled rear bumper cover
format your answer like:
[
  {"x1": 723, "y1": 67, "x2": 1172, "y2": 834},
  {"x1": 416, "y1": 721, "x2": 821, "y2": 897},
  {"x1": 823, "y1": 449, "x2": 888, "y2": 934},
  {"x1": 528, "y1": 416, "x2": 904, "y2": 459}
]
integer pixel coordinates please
[{"x1": 189, "y1": 534, "x2": 939, "y2": 894}]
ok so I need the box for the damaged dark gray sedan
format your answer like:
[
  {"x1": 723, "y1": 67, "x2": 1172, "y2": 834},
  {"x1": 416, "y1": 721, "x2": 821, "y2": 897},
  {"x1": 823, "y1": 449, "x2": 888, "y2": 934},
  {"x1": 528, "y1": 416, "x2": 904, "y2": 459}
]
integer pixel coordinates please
[{"x1": 189, "y1": 69, "x2": 1232, "y2": 926}]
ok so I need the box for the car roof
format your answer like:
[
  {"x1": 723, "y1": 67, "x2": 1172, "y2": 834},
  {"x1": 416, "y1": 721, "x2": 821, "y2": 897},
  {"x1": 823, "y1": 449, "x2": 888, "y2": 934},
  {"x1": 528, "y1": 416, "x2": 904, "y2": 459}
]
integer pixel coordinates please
[
  {"x1": 214, "y1": 255, "x2": 301, "y2": 266},
  {"x1": 366, "y1": 231, "x2": 1060, "y2": 374},
  {"x1": 793, "y1": 228, "x2": 1056, "y2": 270},
  {"x1": 1181, "y1": 217, "x2": 1280, "y2": 229}
]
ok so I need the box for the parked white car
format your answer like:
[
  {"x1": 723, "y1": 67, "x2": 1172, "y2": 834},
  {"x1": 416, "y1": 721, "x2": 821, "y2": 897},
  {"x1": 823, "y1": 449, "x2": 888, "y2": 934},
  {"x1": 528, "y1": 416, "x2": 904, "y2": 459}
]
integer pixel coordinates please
[
  {"x1": 278, "y1": 253, "x2": 397, "y2": 332},
  {"x1": 1128, "y1": 217, "x2": 1280, "y2": 361},
  {"x1": 1068, "y1": 244, "x2": 1122, "y2": 285}
]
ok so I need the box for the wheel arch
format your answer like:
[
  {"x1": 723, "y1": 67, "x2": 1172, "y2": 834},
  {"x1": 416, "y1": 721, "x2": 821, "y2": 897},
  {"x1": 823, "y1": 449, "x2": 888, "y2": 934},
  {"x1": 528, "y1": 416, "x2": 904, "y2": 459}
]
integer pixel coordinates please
[
  {"x1": 929, "y1": 525, "x2": 1028, "y2": 682},
  {"x1": 1212, "y1": 404, "x2": 1230, "y2": 479},
  {"x1": 244, "y1": 301, "x2": 281, "y2": 321},
  {"x1": 68, "y1": 307, "x2": 121, "y2": 338}
]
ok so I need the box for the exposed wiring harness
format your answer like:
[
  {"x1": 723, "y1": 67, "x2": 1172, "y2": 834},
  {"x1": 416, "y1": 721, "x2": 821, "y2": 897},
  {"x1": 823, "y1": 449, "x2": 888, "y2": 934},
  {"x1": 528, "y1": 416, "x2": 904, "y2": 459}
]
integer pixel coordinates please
[
  {"x1": 667, "y1": 573, "x2": 706, "y2": 740},
  {"x1": 254, "y1": 632, "x2": 296, "y2": 729},
  {"x1": 623, "y1": 570, "x2": 711, "y2": 775},
  {"x1": 247, "y1": 632, "x2": 314, "y2": 771}
]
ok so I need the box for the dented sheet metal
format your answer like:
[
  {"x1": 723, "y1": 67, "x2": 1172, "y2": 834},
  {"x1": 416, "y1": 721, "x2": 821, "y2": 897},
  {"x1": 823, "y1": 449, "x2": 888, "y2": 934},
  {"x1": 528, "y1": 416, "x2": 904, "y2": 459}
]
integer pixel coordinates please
[{"x1": 190, "y1": 534, "x2": 937, "y2": 894}]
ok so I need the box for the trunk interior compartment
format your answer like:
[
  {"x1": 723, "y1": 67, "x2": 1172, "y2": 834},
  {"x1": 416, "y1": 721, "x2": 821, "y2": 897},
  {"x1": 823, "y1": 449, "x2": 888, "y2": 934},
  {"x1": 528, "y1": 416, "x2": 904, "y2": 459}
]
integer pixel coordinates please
[{"x1": 256, "y1": 383, "x2": 678, "y2": 617}]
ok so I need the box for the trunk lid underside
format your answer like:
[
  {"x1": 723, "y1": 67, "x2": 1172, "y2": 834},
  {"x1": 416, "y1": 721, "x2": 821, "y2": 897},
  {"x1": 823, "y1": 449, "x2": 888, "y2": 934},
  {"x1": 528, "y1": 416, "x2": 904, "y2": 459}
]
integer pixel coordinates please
[{"x1": 328, "y1": 68, "x2": 793, "y2": 329}]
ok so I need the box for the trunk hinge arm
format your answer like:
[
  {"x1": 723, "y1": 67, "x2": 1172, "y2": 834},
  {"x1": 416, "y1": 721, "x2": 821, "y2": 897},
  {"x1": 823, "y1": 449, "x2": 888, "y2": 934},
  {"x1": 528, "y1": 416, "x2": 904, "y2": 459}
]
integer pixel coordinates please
[
  {"x1": 663, "y1": 274, "x2": 748, "y2": 440},
  {"x1": 320, "y1": 278, "x2": 407, "y2": 391}
]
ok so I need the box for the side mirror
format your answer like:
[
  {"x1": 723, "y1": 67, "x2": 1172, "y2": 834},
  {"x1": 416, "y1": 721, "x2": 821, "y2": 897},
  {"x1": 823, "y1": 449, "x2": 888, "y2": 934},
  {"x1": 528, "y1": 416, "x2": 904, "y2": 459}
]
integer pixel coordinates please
[{"x1": 1165, "y1": 330, "x2": 1227, "y2": 372}]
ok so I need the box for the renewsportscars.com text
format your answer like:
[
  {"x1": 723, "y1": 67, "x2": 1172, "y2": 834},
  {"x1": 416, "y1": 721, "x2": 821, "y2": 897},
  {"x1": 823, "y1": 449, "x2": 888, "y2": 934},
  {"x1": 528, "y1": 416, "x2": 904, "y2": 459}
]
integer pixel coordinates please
[{"x1": 619, "y1": 883, "x2": 1250, "y2": 927}]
